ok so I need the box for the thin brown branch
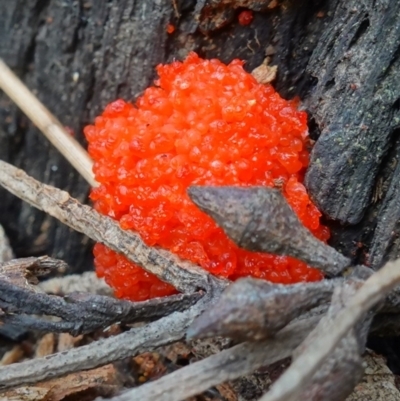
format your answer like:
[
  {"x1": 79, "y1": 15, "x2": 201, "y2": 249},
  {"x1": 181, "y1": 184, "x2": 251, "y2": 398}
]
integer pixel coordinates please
[
  {"x1": 0, "y1": 160, "x2": 227, "y2": 294},
  {"x1": 258, "y1": 257, "x2": 400, "y2": 401},
  {"x1": 0, "y1": 298, "x2": 208, "y2": 390},
  {"x1": 188, "y1": 186, "x2": 350, "y2": 276},
  {"x1": 0, "y1": 59, "x2": 96, "y2": 187},
  {"x1": 105, "y1": 316, "x2": 321, "y2": 401}
]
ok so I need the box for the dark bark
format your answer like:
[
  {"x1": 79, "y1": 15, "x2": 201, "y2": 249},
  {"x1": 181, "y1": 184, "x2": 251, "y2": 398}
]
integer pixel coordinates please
[
  {"x1": 1, "y1": 0, "x2": 400, "y2": 275},
  {"x1": 0, "y1": 0, "x2": 175, "y2": 272}
]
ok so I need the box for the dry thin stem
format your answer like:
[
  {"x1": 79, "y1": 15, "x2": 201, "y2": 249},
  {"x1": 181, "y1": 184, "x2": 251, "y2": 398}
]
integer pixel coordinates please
[
  {"x1": 259, "y1": 258, "x2": 400, "y2": 401},
  {"x1": 0, "y1": 160, "x2": 227, "y2": 294},
  {"x1": 0, "y1": 59, "x2": 96, "y2": 186},
  {"x1": 0, "y1": 300, "x2": 205, "y2": 390},
  {"x1": 0, "y1": 280, "x2": 201, "y2": 335},
  {"x1": 104, "y1": 316, "x2": 321, "y2": 401}
]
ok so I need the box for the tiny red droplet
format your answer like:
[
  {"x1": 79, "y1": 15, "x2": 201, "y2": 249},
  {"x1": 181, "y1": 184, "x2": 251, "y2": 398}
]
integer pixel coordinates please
[
  {"x1": 238, "y1": 10, "x2": 254, "y2": 26},
  {"x1": 166, "y1": 23, "x2": 175, "y2": 34}
]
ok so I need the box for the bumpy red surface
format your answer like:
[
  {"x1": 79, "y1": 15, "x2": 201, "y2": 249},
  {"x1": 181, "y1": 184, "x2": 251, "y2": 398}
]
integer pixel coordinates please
[
  {"x1": 85, "y1": 52, "x2": 329, "y2": 301},
  {"x1": 238, "y1": 10, "x2": 254, "y2": 26}
]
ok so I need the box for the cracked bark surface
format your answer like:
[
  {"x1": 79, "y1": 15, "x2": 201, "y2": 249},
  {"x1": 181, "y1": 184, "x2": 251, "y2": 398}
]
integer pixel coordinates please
[{"x1": 1, "y1": 0, "x2": 400, "y2": 276}]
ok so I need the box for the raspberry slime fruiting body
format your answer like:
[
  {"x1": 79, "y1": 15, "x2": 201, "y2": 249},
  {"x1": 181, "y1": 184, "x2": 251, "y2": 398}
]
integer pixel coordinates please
[
  {"x1": 85, "y1": 52, "x2": 329, "y2": 301},
  {"x1": 238, "y1": 10, "x2": 254, "y2": 26}
]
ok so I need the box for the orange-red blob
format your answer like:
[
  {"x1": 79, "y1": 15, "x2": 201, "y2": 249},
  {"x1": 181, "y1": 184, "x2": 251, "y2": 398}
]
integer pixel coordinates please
[
  {"x1": 238, "y1": 10, "x2": 254, "y2": 26},
  {"x1": 166, "y1": 23, "x2": 175, "y2": 34},
  {"x1": 85, "y1": 52, "x2": 329, "y2": 301}
]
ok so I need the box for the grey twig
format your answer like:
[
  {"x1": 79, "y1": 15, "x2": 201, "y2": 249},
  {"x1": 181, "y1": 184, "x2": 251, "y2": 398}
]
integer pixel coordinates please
[
  {"x1": 0, "y1": 160, "x2": 227, "y2": 294},
  {"x1": 0, "y1": 297, "x2": 209, "y2": 390},
  {"x1": 0, "y1": 257, "x2": 201, "y2": 335},
  {"x1": 105, "y1": 316, "x2": 321, "y2": 401},
  {"x1": 258, "y1": 258, "x2": 400, "y2": 401},
  {"x1": 188, "y1": 186, "x2": 350, "y2": 276},
  {"x1": 290, "y1": 279, "x2": 370, "y2": 401},
  {"x1": 0, "y1": 284, "x2": 201, "y2": 335},
  {"x1": 187, "y1": 277, "x2": 338, "y2": 340}
]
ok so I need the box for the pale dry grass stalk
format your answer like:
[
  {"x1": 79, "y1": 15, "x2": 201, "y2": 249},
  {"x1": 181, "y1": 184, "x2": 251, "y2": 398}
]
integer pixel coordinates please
[{"x1": 0, "y1": 59, "x2": 97, "y2": 187}]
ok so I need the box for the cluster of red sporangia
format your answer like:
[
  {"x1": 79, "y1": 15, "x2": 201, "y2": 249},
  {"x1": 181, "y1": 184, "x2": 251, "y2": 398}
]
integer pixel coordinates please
[{"x1": 85, "y1": 52, "x2": 329, "y2": 301}]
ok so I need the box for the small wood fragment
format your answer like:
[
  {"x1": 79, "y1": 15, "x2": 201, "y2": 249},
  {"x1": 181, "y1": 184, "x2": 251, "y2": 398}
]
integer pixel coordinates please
[
  {"x1": 0, "y1": 346, "x2": 24, "y2": 366},
  {"x1": 251, "y1": 58, "x2": 278, "y2": 84},
  {"x1": 0, "y1": 256, "x2": 67, "y2": 290},
  {"x1": 1, "y1": 364, "x2": 121, "y2": 401},
  {"x1": 35, "y1": 334, "x2": 55, "y2": 358},
  {"x1": 57, "y1": 333, "x2": 83, "y2": 352},
  {"x1": 188, "y1": 186, "x2": 350, "y2": 276},
  {"x1": 0, "y1": 387, "x2": 49, "y2": 401}
]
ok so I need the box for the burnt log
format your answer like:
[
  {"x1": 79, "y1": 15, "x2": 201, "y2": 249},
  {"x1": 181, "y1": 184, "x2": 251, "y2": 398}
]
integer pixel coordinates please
[{"x1": 0, "y1": 0, "x2": 399, "y2": 275}]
